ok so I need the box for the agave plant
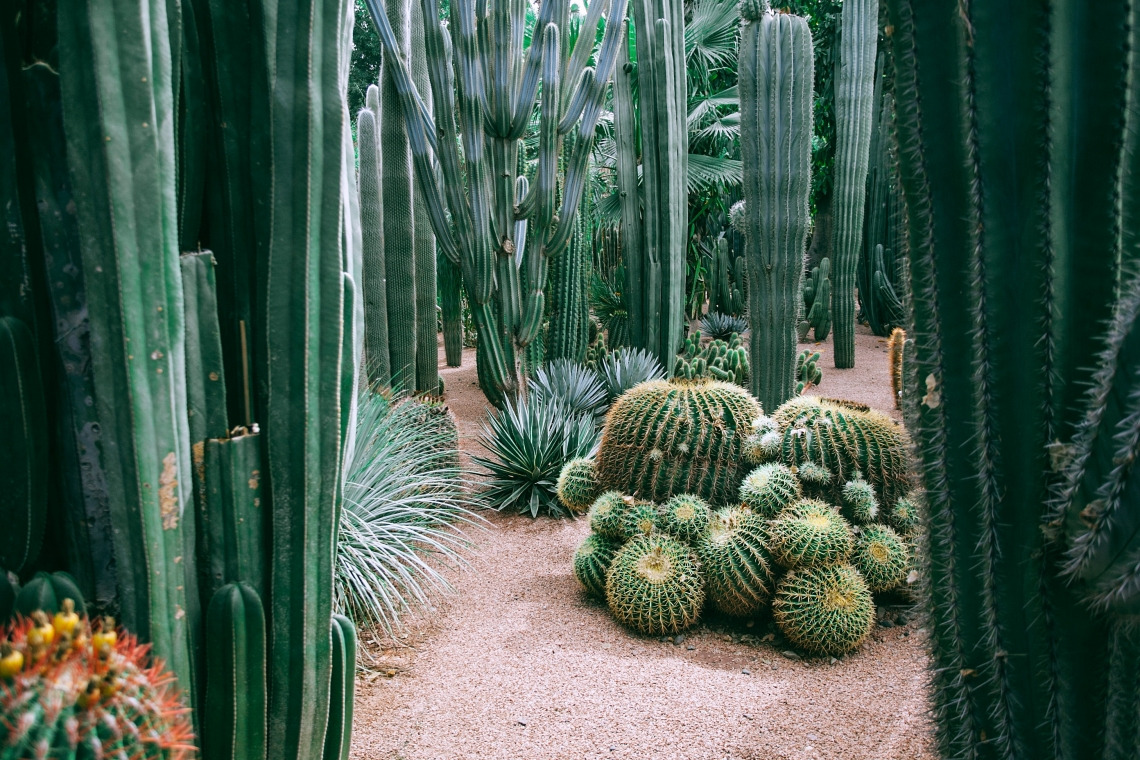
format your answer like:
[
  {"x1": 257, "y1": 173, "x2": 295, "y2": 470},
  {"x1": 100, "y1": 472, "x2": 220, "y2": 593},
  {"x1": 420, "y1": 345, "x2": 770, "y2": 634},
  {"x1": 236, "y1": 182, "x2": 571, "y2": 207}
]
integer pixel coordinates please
[
  {"x1": 594, "y1": 347, "x2": 667, "y2": 404},
  {"x1": 337, "y1": 390, "x2": 482, "y2": 638},
  {"x1": 700, "y1": 311, "x2": 749, "y2": 340},
  {"x1": 476, "y1": 396, "x2": 600, "y2": 518},
  {"x1": 527, "y1": 358, "x2": 608, "y2": 424}
]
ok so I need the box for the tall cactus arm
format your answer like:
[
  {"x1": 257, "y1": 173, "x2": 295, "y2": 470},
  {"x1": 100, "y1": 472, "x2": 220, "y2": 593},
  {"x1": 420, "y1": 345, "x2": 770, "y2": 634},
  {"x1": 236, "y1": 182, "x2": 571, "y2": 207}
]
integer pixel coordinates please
[
  {"x1": 614, "y1": 19, "x2": 642, "y2": 349},
  {"x1": 562, "y1": 0, "x2": 611, "y2": 111},
  {"x1": 506, "y1": 0, "x2": 563, "y2": 138},
  {"x1": 557, "y1": 68, "x2": 596, "y2": 135}
]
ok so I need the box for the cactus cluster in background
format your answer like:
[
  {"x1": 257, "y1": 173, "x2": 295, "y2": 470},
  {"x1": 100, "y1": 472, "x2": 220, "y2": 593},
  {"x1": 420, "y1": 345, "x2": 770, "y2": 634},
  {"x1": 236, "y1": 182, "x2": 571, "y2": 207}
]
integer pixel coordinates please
[
  {"x1": 739, "y1": 2, "x2": 815, "y2": 413},
  {"x1": 797, "y1": 258, "x2": 832, "y2": 342},
  {"x1": 707, "y1": 237, "x2": 747, "y2": 317},
  {"x1": 794, "y1": 350, "x2": 823, "y2": 394},
  {"x1": 673, "y1": 332, "x2": 750, "y2": 385},
  {"x1": 886, "y1": 327, "x2": 905, "y2": 408}
]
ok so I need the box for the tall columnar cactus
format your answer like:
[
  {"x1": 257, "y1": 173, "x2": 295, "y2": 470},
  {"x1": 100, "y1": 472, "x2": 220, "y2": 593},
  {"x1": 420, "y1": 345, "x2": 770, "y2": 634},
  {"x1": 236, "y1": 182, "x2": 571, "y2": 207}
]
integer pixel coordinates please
[
  {"x1": 57, "y1": 0, "x2": 199, "y2": 698},
  {"x1": 596, "y1": 379, "x2": 762, "y2": 505},
  {"x1": 0, "y1": 317, "x2": 47, "y2": 574},
  {"x1": 203, "y1": 582, "x2": 267, "y2": 760},
  {"x1": 830, "y1": 0, "x2": 878, "y2": 368},
  {"x1": 365, "y1": 0, "x2": 630, "y2": 407},
  {"x1": 357, "y1": 99, "x2": 392, "y2": 385},
  {"x1": 439, "y1": 252, "x2": 464, "y2": 366},
  {"x1": 409, "y1": 0, "x2": 438, "y2": 395},
  {"x1": 738, "y1": 3, "x2": 814, "y2": 412},
  {"x1": 887, "y1": 0, "x2": 1138, "y2": 756},
  {"x1": 198, "y1": 431, "x2": 265, "y2": 608},
  {"x1": 617, "y1": 3, "x2": 687, "y2": 371},
  {"x1": 548, "y1": 198, "x2": 590, "y2": 362},
  {"x1": 324, "y1": 614, "x2": 357, "y2": 760}
]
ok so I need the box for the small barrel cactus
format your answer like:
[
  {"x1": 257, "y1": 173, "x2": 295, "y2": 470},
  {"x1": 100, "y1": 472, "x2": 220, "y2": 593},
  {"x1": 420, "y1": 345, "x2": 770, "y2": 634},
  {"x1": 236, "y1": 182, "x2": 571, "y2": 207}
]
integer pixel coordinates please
[
  {"x1": 596, "y1": 378, "x2": 763, "y2": 506},
  {"x1": 841, "y1": 478, "x2": 880, "y2": 524},
  {"x1": 853, "y1": 524, "x2": 910, "y2": 593},
  {"x1": 557, "y1": 457, "x2": 601, "y2": 512},
  {"x1": 574, "y1": 534, "x2": 622, "y2": 599},
  {"x1": 622, "y1": 501, "x2": 661, "y2": 540},
  {"x1": 14, "y1": 572, "x2": 86, "y2": 618},
  {"x1": 0, "y1": 612, "x2": 194, "y2": 759},
  {"x1": 767, "y1": 500, "x2": 854, "y2": 569},
  {"x1": 605, "y1": 535, "x2": 705, "y2": 635},
  {"x1": 697, "y1": 506, "x2": 775, "y2": 616},
  {"x1": 888, "y1": 493, "x2": 922, "y2": 535},
  {"x1": 657, "y1": 494, "x2": 712, "y2": 543},
  {"x1": 739, "y1": 463, "x2": 802, "y2": 518},
  {"x1": 772, "y1": 563, "x2": 875, "y2": 656},
  {"x1": 588, "y1": 492, "x2": 635, "y2": 540}
]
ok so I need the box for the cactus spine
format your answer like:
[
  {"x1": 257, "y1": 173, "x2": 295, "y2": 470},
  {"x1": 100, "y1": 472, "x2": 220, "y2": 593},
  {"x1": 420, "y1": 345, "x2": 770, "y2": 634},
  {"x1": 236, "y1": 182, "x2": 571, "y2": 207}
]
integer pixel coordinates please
[
  {"x1": 739, "y1": 4, "x2": 814, "y2": 411},
  {"x1": 887, "y1": 0, "x2": 1136, "y2": 755},
  {"x1": 358, "y1": 98, "x2": 391, "y2": 385},
  {"x1": 830, "y1": 0, "x2": 878, "y2": 368},
  {"x1": 204, "y1": 582, "x2": 267, "y2": 760},
  {"x1": 0, "y1": 317, "x2": 47, "y2": 574},
  {"x1": 363, "y1": 0, "x2": 631, "y2": 407}
]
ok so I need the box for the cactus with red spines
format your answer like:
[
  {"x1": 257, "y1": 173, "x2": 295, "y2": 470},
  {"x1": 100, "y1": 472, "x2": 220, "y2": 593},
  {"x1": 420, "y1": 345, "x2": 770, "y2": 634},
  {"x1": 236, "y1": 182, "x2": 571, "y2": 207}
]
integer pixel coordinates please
[{"x1": 0, "y1": 609, "x2": 195, "y2": 760}]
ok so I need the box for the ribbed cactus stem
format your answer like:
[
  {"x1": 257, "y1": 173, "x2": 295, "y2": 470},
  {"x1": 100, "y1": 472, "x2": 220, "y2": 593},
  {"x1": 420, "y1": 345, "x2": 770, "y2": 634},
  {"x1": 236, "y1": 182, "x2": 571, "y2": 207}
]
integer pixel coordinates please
[
  {"x1": 203, "y1": 583, "x2": 267, "y2": 760},
  {"x1": 358, "y1": 102, "x2": 391, "y2": 385},
  {"x1": 888, "y1": 0, "x2": 1134, "y2": 756},
  {"x1": 439, "y1": 252, "x2": 464, "y2": 367},
  {"x1": 830, "y1": 0, "x2": 878, "y2": 368},
  {"x1": 381, "y1": 0, "x2": 417, "y2": 390},
  {"x1": 614, "y1": 20, "x2": 643, "y2": 348},
  {"x1": 411, "y1": 0, "x2": 438, "y2": 395},
  {"x1": 548, "y1": 198, "x2": 589, "y2": 362},
  {"x1": 739, "y1": 6, "x2": 814, "y2": 412}
]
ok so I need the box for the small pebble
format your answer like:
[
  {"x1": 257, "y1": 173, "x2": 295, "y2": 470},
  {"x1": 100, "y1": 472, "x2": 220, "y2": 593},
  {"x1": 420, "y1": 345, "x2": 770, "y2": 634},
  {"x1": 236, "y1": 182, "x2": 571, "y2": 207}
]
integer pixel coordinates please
[
  {"x1": 829, "y1": 657, "x2": 839, "y2": 665},
  {"x1": 880, "y1": 619, "x2": 894, "y2": 628},
  {"x1": 686, "y1": 645, "x2": 695, "y2": 651},
  {"x1": 781, "y1": 650, "x2": 801, "y2": 660},
  {"x1": 517, "y1": 719, "x2": 527, "y2": 726},
  {"x1": 741, "y1": 669, "x2": 751, "y2": 675},
  {"x1": 743, "y1": 714, "x2": 753, "y2": 720},
  {"x1": 674, "y1": 634, "x2": 685, "y2": 645},
  {"x1": 896, "y1": 615, "x2": 909, "y2": 625},
  {"x1": 808, "y1": 733, "x2": 818, "y2": 741}
]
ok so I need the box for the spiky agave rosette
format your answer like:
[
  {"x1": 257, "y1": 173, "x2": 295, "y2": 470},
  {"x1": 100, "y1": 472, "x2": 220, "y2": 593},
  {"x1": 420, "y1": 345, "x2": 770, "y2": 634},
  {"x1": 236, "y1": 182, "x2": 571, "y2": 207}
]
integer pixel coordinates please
[{"x1": 0, "y1": 613, "x2": 195, "y2": 759}]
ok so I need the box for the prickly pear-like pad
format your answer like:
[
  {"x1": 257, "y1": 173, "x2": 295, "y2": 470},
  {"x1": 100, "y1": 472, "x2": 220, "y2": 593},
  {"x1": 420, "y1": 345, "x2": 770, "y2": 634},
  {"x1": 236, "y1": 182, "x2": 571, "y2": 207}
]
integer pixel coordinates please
[
  {"x1": 574, "y1": 533, "x2": 622, "y2": 599},
  {"x1": 588, "y1": 491, "x2": 634, "y2": 540},
  {"x1": 772, "y1": 396, "x2": 910, "y2": 505},
  {"x1": 557, "y1": 457, "x2": 601, "y2": 512},
  {"x1": 622, "y1": 501, "x2": 662, "y2": 540},
  {"x1": 596, "y1": 379, "x2": 763, "y2": 506},
  {"x1": 853, "y1": 524, "x2": 910, "y2": 592},
  {"x1": 841, "y1": 478, "x2": 879, "y2": 524},
  {"x1": 889, "y1": 493, "x2": 921, "y2": 534},
  {"x1": 767, "y1": 499, "x2": 854, "y2": 569},
  {"x1": 657, "y1": 494, "x2": 712, "y2": 543},
  {"x1": 605, "y1": 535, "x2": 705, "y2": 635},
  {"x1": 740, "y1": 463, "x2": 802, "y2": 518},
  {"x1": 697, "y1": 506, "x2": 775, "y2": 616},
  {"x1": 772, "y1": 563, "x2": 875, "y2": 656}
]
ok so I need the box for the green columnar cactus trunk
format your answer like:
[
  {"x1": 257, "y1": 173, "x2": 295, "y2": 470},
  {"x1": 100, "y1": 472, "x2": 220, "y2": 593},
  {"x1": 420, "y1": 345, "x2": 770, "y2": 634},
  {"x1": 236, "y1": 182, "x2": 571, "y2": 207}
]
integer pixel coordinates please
[
  {"x1": 57, "y1": 0, "x2": 200, "y2": 698},
  {"x1": 262, "y1": 0, "x2": 349, "y2": 757},
  {"x1": 357, "y1": 102, "x2": 392, "y2": 385},
  {"x1": 199, "y1": 431, "x2": 265, "y2": 608},
  {"x1": 181, "y1": 250, "x2": 230, "y2": 444},
  {"x1": 830, "y1": 0, "x2": 877, "y2": 368},
  {"x1": 204, "y1": 582, "x2": 268, "y2": 760},
  {"x1": 739, "y1": 4, "x2": 814, "y2": 413},
  {"x1": 410, "y1": 0, "x2": 438, "y2": 394},
  {"x1": 20, "y1": 62, "x2": 117, "y2": 607},
  {"x1": 381, "y1": 0, "x2": 417, "y2": 389},
  {"x1": 623, "y1": 0, "x2": 687, "y2": 371},
  {"x1": 439, "y1": 252, "x2": 464, "y2": 366},
  {"x1": 887, "y1": 0, "x2": 1135, "y2": 756},
  {"x1": 614, "y1": 20, "x2": 644, "y2": 349},
  {"x1": 548, "y1": 198, "x2": 590, "y2": 362},
  {"x1": 0, "y1": 317, "x2": 47, "y2": 574},
  {"x1": 365, "y1": 0, "x2": 629, "y2": 407},
  {"x1": 323, "y1": 614, "x2": 357, "y2": 760}
]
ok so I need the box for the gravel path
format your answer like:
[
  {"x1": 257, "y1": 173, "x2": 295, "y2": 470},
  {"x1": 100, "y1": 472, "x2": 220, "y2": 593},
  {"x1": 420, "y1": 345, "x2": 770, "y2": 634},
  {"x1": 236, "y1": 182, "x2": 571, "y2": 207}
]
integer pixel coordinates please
[{"x1": 351, "y1": 325, "x2": 935, "y2": 759}]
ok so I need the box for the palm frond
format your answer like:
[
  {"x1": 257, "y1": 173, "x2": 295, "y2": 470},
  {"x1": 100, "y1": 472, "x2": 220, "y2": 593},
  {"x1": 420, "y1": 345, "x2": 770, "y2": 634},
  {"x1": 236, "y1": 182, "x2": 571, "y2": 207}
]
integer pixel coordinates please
[
  {"x1": 684, "y1": 0, "x2": 741, "y2": 90},
  {"x1": 687, "y1": 85, "x2": 739, "y2": 129},
  {"x1": 687, "y1": 153, "x2": 743, "y2": 193}
]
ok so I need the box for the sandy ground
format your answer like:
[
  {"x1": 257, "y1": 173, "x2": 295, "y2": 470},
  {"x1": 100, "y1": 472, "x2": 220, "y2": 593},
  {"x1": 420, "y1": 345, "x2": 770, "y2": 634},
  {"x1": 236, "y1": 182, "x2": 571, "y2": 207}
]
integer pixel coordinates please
[{"x1": 351, "y1": 323, "x2": 934, "y2": 760}]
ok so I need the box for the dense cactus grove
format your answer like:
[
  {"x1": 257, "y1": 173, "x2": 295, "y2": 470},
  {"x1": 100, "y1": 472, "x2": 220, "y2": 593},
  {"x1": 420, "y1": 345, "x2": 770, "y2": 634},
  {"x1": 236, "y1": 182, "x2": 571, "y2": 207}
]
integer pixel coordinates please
[{"x1": 3, "y1": 0, "x2": 1138, "y2": 756}]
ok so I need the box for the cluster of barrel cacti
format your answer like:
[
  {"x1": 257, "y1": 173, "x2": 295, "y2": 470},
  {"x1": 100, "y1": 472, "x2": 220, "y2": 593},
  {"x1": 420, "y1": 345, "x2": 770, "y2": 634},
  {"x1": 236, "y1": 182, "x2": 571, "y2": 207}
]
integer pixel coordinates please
[
  {"x1": 564, "y1": 387, "x2": 918, "y2": 655},
  {"x1": 0, "y1": 1, "x2": 359, "y2": 757},
  {"x1": 1, "y1": 605, "x2": 195, "y2": 760},
  {"x1": 798, "y1": 258, "x2": 832, "y2": 342},
  {"x1": 673, "y1": 331, "x2": 750, "y2": 385}
]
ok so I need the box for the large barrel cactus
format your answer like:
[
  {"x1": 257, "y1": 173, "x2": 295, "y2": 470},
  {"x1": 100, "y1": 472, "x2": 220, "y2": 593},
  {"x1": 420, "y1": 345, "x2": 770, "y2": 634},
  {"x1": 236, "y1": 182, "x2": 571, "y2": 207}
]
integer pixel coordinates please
[
  {"x1": 738, "y1": 1, "x2": 814, "y2": 412},
  {"x1": 887, "y1": 0, "x2": 1140, "y2": 756},
  {"x1": 595, "y1": 379, "x2": 762, "y2": 505}
]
